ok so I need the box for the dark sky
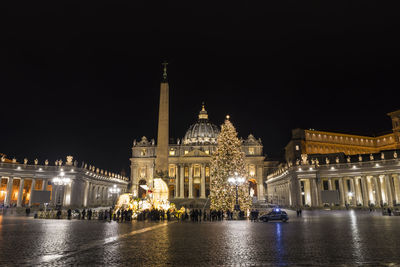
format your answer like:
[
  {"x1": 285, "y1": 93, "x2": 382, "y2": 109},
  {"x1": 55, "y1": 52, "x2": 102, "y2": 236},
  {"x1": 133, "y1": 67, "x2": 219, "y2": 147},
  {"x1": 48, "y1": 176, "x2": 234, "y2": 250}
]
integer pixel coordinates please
[{"x1": 1, "y1": 2, "x2": 399, "y2": 173}]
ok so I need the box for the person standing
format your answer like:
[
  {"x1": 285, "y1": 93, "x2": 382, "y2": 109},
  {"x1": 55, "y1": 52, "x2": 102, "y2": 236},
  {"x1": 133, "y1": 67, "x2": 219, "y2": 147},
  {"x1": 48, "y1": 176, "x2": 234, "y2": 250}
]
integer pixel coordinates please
[
  {"x1": 67, "y1": 209, "x2": 72, "y2": 220},
  {"x1": 57, "y1": 209, "x2": 62, "y2": 219},
  {"x1": 82, "y1": 209, "x2": 86, "y2": 220},
  {"x1": 25, "y1": 207, "x2": 31, "y2": 217}
]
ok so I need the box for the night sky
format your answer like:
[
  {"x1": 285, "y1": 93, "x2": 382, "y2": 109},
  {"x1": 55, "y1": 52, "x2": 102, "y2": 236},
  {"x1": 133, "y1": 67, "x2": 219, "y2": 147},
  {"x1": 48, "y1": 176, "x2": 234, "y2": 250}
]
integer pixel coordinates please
[{"x1": 2, "y1": 3, "x2": 399, "y2": 174}]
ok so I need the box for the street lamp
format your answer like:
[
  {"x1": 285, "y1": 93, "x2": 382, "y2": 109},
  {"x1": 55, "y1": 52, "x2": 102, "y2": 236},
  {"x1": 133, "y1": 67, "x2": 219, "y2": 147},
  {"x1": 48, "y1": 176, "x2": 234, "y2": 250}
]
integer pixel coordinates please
[
  {"x1": 109, "y1": 184, "x2": 121, "y2": 194},
  {"x1": 52, "y1": 171, "x2": 71, "y2": 186},
  {"x1": 52, "y1": 171, "x2": 72, "y2": 207},
  {"x1": 228, "y1": 172, "x2": 245, "y2": 211},
  {"x1": 109, "y1": 185, "x2": 121, "y2": 205}
]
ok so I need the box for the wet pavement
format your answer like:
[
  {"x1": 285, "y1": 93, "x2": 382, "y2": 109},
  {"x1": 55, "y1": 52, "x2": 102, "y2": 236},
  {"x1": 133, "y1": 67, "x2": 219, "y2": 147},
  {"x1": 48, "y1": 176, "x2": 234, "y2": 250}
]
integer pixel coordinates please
[{"x1": 0, "y1": 210, "x2": 400, "y2": 266}]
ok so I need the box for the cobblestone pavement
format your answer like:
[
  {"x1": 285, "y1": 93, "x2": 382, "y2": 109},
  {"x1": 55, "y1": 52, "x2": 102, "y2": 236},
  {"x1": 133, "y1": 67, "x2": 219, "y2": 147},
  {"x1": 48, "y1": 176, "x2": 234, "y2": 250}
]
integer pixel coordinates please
[{"x1": 1, "y1": 210, "x2": 400, "y2": 266}]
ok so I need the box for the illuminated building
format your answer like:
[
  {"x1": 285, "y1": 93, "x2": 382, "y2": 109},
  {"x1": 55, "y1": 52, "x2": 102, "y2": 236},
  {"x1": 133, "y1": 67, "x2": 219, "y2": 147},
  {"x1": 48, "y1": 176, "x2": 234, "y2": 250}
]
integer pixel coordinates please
[
  {"x1": 0, "y1": 155, "x2": 128, "y2": 208},
  {"x1": 130, "y1": 66, "x2": 266, "y2": 208},
  {"x1": 267, "y1": 110, "x2": 400, "y2": 208}
]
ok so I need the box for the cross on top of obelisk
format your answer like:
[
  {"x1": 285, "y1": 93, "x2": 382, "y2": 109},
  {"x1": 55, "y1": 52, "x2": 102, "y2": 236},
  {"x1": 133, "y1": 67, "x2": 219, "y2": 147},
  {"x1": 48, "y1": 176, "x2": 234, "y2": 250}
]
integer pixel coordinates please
[{"x1": 162, "y1": 61, "x2": 168, "y2": 81}]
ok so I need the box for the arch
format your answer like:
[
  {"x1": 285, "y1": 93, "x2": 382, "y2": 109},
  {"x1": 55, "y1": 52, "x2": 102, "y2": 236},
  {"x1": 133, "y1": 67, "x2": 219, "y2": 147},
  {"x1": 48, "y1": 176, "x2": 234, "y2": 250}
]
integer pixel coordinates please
[
  {"x1": 138, "y1": 179, "x2": 147, "y2": 199},
  {"x1": 249, "y1": 178, "x2": 257, "y2": 197}
]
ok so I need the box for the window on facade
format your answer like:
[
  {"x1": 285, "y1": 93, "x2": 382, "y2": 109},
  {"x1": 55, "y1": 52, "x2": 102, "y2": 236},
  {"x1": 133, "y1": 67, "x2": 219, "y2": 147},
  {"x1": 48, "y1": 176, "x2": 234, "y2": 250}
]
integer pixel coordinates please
[
  {"x1": 169, "y1": 149, "x2": 175, "y2": 156},
  {"x1": 184, "y1": 150, "x2": 189, "y2": 155},
  {"x1": 141, "y1": 149, "x2": 146, "y2": 156},
  {"x1": 194, "y1": 165, "x2": 200, "y2": 177},
  {"x1": 334, "y1": 180, "x2": 340, "y2": 191},
  {"x1": 295, "y1": 145, "x2": 299, "y2": 151},
  {"x1": 249, "y1": 147, "x2": 255, "y2": 155},
  {"x1": 205, "y1": 150, "x2": 209, "y2": 155},
  {"x1": 184, "y1": 167, "x2": 189, "y2": 178},
  {"x1": 249, "y1": 164, "x2": 255, "y2": 177},
  {"x1": 140, "y1": 167, "x2": 146, "y2": 178},
  {"x1": 205, "y1": 167, "x2": 210, "y2": 177},
  {"x1": 169, "y1": 165, "x2": 175, "y2": 178},
  {"x1": 323, "y1": 180, "x2": 329, "y2": 190}
]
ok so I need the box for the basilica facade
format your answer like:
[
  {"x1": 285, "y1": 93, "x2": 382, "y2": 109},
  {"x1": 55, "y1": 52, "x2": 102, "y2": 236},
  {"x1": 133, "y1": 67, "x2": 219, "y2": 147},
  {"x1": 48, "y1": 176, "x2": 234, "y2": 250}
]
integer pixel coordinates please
[{"x1": 130, "y1": 105, "x2": 266, "y2": 208}]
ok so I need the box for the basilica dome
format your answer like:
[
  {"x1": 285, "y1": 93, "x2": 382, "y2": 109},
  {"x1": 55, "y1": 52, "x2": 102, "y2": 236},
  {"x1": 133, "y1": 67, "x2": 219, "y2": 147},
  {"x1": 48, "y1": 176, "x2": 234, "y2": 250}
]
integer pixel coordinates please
[{"x1": 183, "y1": 105, "x2": 220, "y2": 145}]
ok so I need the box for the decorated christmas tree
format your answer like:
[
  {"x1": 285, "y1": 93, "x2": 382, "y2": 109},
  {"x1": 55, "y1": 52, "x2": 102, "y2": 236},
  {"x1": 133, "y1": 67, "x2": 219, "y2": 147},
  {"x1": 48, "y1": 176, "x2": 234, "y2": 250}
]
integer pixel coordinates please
[{"x1": 210, "y1": 116, "x2": 251, "y2": 211}]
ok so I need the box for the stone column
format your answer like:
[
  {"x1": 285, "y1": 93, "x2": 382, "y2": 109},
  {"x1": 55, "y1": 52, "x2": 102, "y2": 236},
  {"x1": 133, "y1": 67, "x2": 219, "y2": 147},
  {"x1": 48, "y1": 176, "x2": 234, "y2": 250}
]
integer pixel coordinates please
[
  {"x1": 310, "y1": 178, "x2": 318, "y2": 207},
  {"x1": 257, "y1": 166, "x2": 265, "y2": 201},
  {"x1": 200, "y1": 164, "x2": 206, "y2": 198},
  {"x1": 175, "y1": 165, "x2": 179, "y2": 198},
  {"x1": 131, "y1": 164, "x2": 138, "y2": 196},
  {"x1": 86, "y1": 183, "x2": 92, "y2": 206},
  {"x1": 298, "y1": 180, "x2": 303, "y2": 206},
  {"x1": 4, "y1": 177, "x2": 14, "y2": 206},
  {"x1": 360, "y1": 176, "x2": 369, "y2": 207},
  {"x1": 354, "y1": 177, "x2": 362, "y2": 206},
  {"x1": 385, "y1": 175, "x2": 393, "y2": 207},
  {"x1": 180, "y1": 165, "x2": 184, "y2": 198},
  {"x1": 83, "y1": 181, "x2": 89, "y2": 207},
  {"x1": 316, "y1": 178, "x2": 322, "y2": 207},
  {"x1": 41, "y1": 179, "x2": 45, "y2": 190},
  {"x1": 339, "y1": 178, "x2": 345, "y2": 207},
  {"x1": 17, "y1": 178, "x2": 24, "y2": 207},
  {"x1": 373, "y1": 177, "x2": 381, "y2": 206},
  {"x1": 328, "y1": 178, "x2": 333, "y2": 190},
  {"x1": 51, "y1": 184, "x2": 57, "y2": 206},
  {"x1": 29, "y1": 179, "x2": 36, "y2": 206},
  {"x1": 393, "y1": 175, "x2": 400, "y2": 204},
  {"x1": 350, "y1": 178, "x2": 356, "y2": 206},
  {"x1": 188, "y1": 165, "x2": 193, "y2": 198}
]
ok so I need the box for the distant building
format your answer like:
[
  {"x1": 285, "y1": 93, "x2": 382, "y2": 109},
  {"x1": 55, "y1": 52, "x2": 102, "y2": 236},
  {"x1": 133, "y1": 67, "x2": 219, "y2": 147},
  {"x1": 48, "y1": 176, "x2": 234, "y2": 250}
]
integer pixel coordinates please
[
  {"x1": 267, "y1": 110, "x2": 400, "y2": 208},
  {"x1": 0, "y1": 156, "x2": 129, "y2": 208},
  {"x1": 130, "y1": 66, "x2": 268, "y2": 208},
  {"x1": 131, "y1": 105, "x2": 266, "y2": 208},
  {"x1": 285, "y1": 110, "x2": 400, "y2": 164}
]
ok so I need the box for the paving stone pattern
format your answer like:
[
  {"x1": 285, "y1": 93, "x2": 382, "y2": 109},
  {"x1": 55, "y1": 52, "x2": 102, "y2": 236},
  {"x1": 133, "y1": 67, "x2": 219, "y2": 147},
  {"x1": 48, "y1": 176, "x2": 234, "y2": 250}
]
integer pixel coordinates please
[{"x1": 0, "y1": 210, "x2": 399, "y2": 266}]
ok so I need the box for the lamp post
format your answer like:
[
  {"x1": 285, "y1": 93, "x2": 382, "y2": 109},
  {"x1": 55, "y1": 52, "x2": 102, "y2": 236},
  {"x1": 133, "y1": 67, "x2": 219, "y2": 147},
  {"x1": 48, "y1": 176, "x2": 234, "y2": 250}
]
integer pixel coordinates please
[
  {"x1": 228, "y1": 172, "x2": 245, "y2": 211},
  {"x1": 52, "y1": 171, "x2": 71, "y2": 207},
  {"x1": 109, "y1": 184, "x2": 121, "y2": 205}
]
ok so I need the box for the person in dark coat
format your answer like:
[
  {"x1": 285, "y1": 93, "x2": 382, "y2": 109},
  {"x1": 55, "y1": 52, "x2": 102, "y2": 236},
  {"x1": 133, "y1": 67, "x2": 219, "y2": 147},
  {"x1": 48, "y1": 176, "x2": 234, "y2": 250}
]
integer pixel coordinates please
[
  {"x1": 25, "y1": 207, "x2": 31, "y2": 216},
  {"x1": 82, "y1": 209, "x2": 86, "y2": 220},
  {"x1": 67, "y1": 209, "x2": 72, "y2": 220}
]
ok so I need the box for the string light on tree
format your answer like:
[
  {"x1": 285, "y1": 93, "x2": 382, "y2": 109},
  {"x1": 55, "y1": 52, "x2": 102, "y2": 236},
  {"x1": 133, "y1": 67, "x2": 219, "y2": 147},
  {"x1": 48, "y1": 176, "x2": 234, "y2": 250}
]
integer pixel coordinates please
[{"x1": 210, "y1": 115, "x2": 251, "y2": 212}]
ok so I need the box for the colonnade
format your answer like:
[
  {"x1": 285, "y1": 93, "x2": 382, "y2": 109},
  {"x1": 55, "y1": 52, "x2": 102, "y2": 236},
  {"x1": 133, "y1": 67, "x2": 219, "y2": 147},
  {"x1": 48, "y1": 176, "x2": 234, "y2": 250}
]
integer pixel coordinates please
[
  {"x1": 296, "y1": 174, "x2": 400, "y2": 207},
  {"x1": 174, "y1": 163, "x2": 208, "y2": 199},
  {"x1": 86, "y1": 182, "x2": 126, "y2": 207},
  {"x1": 0, "y1": 176, "x2": 48, "y2": 207},
  {"x1": 0, "y1": 176, "x2": 126, "y2": 208}
]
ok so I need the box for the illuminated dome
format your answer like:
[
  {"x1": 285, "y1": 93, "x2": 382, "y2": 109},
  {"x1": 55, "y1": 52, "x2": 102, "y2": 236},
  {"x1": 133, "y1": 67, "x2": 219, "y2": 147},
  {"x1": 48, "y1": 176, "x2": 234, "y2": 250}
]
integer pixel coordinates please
[{"x1": 183, "y1": 104, "x2": 220, "y2": 145}]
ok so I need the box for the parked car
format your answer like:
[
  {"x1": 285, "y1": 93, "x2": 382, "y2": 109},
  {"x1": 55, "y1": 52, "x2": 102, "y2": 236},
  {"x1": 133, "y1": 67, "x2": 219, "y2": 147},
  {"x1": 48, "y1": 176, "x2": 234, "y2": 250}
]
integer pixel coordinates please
[{"x1": 260, "y1": 208, "x2": 289, "y2": 222}]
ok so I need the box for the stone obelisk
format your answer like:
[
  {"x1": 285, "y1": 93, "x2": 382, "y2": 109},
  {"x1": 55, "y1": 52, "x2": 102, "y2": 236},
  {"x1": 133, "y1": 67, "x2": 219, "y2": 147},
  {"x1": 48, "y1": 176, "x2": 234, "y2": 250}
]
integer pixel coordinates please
[{"x1": 155, "y1": 62, "x2": 169, "y2": 177}]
